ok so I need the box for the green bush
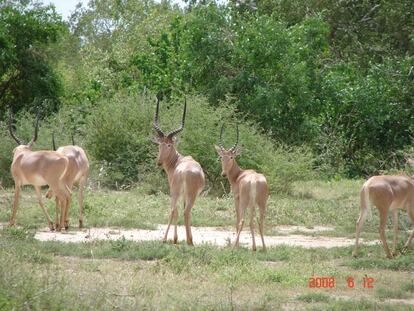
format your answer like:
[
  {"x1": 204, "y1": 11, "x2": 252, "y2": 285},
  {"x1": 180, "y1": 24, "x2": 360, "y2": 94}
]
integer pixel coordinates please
[
  {"x1": 317, "y1": 57, "x2": 414, "y2": 176},
  {"x1": 84, "y1": 92, "x2": 315, "y2": 193},
  {"x1": 0, "y1": 91, "x2": 315, "y2": 193},
  {"x1": 84, "y1": 91, "x2": 156, "y2": 188}
]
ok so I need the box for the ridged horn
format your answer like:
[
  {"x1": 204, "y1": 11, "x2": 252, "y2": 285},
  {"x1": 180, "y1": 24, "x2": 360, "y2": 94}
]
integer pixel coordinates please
[
  {"x1": 8, "y1": 110, "x2": 22, "y2": 145},
  {"x1": 27, "y1": 110, "x2": 40, "y2": 147},
  {"x1": 52, "y1": 132, "x2": 57, "y2": 151},
  {"x1": 218, "y1": 123, "x2": 225, "y2": 151},
  {"x1": 153, "y1": 96, "x2": 165, "y2": 137},
  {"x1": 229, "y1": 123, "x2": 239, "y2": 152},
  {"x1": 167, "y1": 98, "x2": 186, "y2": 139}
]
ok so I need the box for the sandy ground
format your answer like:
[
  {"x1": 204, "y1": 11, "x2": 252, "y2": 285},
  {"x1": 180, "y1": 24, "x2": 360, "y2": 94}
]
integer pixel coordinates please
[{"x1": 31, "y1": 224, "x2": 379, "y2": 248}]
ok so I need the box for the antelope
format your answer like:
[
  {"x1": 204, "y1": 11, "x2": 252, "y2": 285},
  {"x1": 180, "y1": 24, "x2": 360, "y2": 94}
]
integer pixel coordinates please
[
  {"x1": 8, "y1": 111, "x2": 70, "y2": 231},
  {"x1": 45, "y1": 133, "x2": 89, "y2": 229},
  {"x1": 152, "y1": 97, "x2": 205, "y2": 245},
  {"x1": 215, "y1": 124, "x2": 268, "y2": 251},
  {"x1": 352, "y1": 174, "x2": 414, "y2": 258}
]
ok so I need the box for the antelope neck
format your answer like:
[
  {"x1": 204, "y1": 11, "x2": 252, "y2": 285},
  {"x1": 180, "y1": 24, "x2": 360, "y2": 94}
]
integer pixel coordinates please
[
  {"x1": 162, "y1": 149, "x2": 182, "y2": 176},
  {"x1": 227, "y1": 160, "x2": 243, "y2": 186}
]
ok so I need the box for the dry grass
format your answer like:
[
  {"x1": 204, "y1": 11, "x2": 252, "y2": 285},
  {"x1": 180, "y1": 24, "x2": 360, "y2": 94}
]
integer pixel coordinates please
[{"x1": 1, "y1": 179, "x2": 414, "y2": 310}]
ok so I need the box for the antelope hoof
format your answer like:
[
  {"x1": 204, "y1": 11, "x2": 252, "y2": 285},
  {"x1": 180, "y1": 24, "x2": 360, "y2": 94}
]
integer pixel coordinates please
[
  {"x1": 173, "y1": 237, "x2": 178, "y2": 244},
  {"x1": 187, "y1": 240, "x2": 194, "y2": 246},
  {"x1": 352, "y1": 250, "x2": 358, "y2": 258},
  {"x1": 49, "y1": 224, "x2": 55, "y2": 231},
  {"x1": 252, "y1": 246, "x2": 257, "y2": 252},
  {"x1": 79, "y1": 220, "x2": 83, "y2": 229},
  {"x1": 55, "y1": 224, "x2": 62, "y2": 232},
  {"x1": 64, "y1": 222, "x2": 69, "y2": 231}
]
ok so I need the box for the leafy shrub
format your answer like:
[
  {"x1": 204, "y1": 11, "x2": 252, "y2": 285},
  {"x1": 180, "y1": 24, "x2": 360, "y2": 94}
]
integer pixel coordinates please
[
  {"x1": 317, "y1": 57, "x2": 414, "y2": 176},
  {"x1": 84, "y1": 92, "x2": 315, "y2": 193},
  {"x1": 0, "y1": 91, "x2": 315, "y2": 193},
  {"x1": 84, "y1": 91, "x2": 156, "y2": 187}
]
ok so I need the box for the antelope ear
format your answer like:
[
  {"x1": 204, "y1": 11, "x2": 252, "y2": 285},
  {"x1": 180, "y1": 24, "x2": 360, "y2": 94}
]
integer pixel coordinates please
[
  {"x1": 149, "y1": 137, "x2": 160, "y2": 144},
  {"x1": 214, "y1": 145, "x2": 223, "y2": 155},
  {"x1": 233, "y1": 145, "x2": 243, "y2": 156}
]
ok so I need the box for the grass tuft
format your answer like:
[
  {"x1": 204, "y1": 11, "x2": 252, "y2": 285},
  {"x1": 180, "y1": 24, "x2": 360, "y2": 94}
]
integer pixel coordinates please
[{"x1": 297, "y1": 292, "x2": 330, "y2": 303}]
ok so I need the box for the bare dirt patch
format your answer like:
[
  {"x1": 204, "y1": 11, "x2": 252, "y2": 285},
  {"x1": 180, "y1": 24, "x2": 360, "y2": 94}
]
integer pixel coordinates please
[
  {"x1": 386, "y1": 298, "x2": 414, "y2": 305},
  {"x1": 33, "y1": 224, "x2": 379, "y2": 248},
  {"x1": 272, "y1": 225, "x2": 334, "y2": 234}
]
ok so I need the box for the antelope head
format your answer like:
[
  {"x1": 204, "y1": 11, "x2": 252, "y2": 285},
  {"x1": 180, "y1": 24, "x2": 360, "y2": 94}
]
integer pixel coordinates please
[
  {"x1": 215, "y1": 123, "x2": 242, "y2": 177},
  {"x1": 8, "y1": 110, "x2": 40, "y2": 153},
  {"x1": 152, "y1": 97, "x2": 187, "y2": 167}
]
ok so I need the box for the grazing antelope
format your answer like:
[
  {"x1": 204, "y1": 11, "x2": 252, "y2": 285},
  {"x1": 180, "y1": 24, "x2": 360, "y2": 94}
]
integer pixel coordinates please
[
  {"x1": 152, "y1": 98, "x2": 205, "y2": 245},
  {"x1": 215, "y1": 124, "x2": 268, "y2": 251},
  {"x1": 352, "y1": 174, "x2": 414, "y2": 258},
  {"x1": 45, "y1": 133, "x2": 89, "y2": 229},
  {"x1": 8, "y1": 111, "x2": 70, "y2": 231}
]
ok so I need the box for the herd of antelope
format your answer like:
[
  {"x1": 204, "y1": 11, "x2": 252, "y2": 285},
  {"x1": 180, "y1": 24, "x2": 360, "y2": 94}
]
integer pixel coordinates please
[{"x1": 6, "y1": 98, "x2": 414, "y2": 258}]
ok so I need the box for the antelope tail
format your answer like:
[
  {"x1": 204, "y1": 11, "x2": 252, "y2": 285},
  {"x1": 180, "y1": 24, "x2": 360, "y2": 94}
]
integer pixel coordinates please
[
  {"x1": 360, "y1": 184, "x2": 372, "y2": 221},
  {"x1": 249, "y1": 179, "x2": 257, "y2": 207}
]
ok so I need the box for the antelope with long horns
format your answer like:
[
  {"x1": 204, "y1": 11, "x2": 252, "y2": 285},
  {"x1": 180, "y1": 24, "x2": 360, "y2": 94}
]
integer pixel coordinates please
[
  {"x1": 215, "y1": 124, "x2": 268, "y2": 251},
  {"x1": 8, "y1": 111, "x2": 70, "y2": 231},
  {"x1": 152, "y1": 97, "x2": 205, "y2": 245},
  {"x1": 352, "y1": 174, "x2": 414, "y2": 258},
  {"x1": 45, "y1": 133, "x2": 89, "y2": 229}
]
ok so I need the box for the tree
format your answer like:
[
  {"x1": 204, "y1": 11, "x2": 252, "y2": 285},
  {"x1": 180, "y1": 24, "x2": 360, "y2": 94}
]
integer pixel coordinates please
[{"x1": 0, "y1": 0, "x2": 65, "y2": 116}]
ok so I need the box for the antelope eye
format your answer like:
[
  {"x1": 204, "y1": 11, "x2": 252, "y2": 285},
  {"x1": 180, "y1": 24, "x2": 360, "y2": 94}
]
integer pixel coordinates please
[
  {"x1": 167, "y1": 144, "x2": 171, "y2": 148},
  {"x1": 230, "y1": 156, "x2": 233, "y2": 159}
]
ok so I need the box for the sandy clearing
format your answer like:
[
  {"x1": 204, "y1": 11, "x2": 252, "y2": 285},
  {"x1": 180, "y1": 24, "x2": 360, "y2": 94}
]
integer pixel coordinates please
[
  {"x1": 386, "y1": 298, "x2": 414, "y2": 305},
  {"x1": 32, "y1": 224, "x2": 379, "y2": 248},
  {"x1": 272, "y1": 225, "x2": 334, "y2": 234}
]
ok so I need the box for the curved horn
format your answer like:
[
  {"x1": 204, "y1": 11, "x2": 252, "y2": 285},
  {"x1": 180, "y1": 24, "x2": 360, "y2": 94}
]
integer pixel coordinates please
[
  {"x1": 52, "y1": 132, "x2": 57, "y2": 151},
  {"x1": 28, "y1": 110, "x2": 40, "y2": 147},
  {"x1": 153, "y1": 97, "x2": 165, "y2": 137},
  {"x1": 8, "y1": 110, "x2": 22, "y2": 145},
  {"x1": 167, "y1": 98, "x2": 186, "y2": 138},
  {"x1": 229, "y1": 123, "x2": 239, "y2": 152},
  {"x1": 71, "y1": 133, "x2": 76, "y2": 145},
  {"x1": 218, "y1": 123, "x2": 225, "y2": 150}
]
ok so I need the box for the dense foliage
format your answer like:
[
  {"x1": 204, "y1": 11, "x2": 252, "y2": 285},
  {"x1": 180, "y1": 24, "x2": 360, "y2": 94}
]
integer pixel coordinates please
[
  {"x1": 0, "y1": 0, "x2": 65, "y2": 115},
  {"x1": 0, "y1": 0, "x2": 413, "y2": 189}
]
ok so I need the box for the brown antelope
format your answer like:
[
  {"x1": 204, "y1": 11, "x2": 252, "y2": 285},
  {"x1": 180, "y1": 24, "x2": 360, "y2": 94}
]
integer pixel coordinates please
[
  {"x1": 215, "y1": 124, "x2": 268, "y2": 251},
  {"x1": 45, "y1": 133, "x2": 89, "y2": 229},
  {"x1": 152, "y1": 97, "x2": 205, "y2": 245},
  {"x1": 352, "y1": 174, "x2": 414, "y2": 258},
  {"x1": 8, "y1": 111, "x2": 70, "y2": 231}
]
